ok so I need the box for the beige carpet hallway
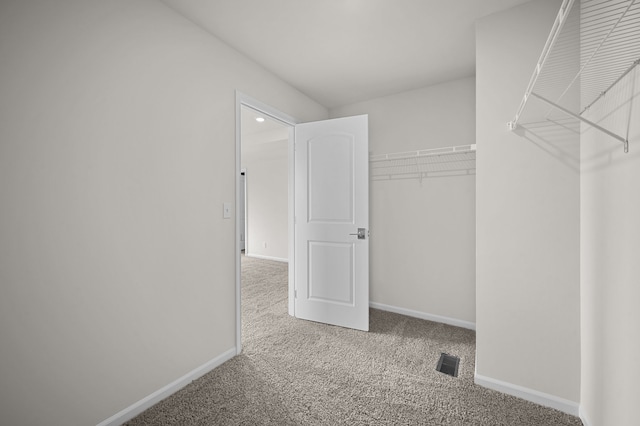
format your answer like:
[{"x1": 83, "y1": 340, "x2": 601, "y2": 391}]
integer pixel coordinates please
[{"x1": 126, "y1": 255, "x2": 582, "y2": 425}]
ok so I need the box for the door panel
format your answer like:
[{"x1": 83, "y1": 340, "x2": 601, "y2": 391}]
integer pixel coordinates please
[
  {"x1": 308, "y1": 241, "x2": 354, "y2": 304},
  {"x1": 308, "y1": 135, "x2": 354, "y2": 223},
  {"x1": 294, "y1": 115, "x2": 369, "y2": 331}
]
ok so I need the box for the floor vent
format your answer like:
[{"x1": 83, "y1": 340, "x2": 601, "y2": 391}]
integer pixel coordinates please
[{"x1": 436, "y1": 353, "x2": 460, "y2": 377}]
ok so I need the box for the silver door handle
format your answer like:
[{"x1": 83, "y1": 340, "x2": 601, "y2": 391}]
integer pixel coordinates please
[{"x1": 349, "y1": 228, "x2": 366, "y2": 239}]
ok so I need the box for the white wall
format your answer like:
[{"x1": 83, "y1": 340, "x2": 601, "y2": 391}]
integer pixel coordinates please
[
  {"x1": 580, "y1": 63, "x2": 640, "y2": 426},
  {"x1": 476, "y1": 0, "x2": 581, "y2": 406},
  {"x1": 330, "y1": 77, "x2": 476, "y2": 326},
  {"x1": 242, "y1": 137, "x2": 289, "y2": 261},
  {"x1": 0, "y1": 1, "x2": 327, "y2": 425}
]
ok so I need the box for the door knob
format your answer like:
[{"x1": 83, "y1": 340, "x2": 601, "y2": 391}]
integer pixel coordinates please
[{"x1": 349, "y1": 228, "x2": 366, "y2": 239}]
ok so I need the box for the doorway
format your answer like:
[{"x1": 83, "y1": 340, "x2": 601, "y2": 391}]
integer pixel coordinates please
[
  {"x1": 235, "y1": 92, "x2": 297, "y2": 354},
  {"x1": 240, "y1": 107, "x2": 289, "y2": 261},
  {"x1": 235, "y1": 93, "x2": 370, "y2": 351}
]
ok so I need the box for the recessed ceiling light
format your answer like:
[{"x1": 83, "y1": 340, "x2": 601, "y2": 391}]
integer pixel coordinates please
[{"x1": 255, "y1": 117, "x2": 265, "y2": 123}]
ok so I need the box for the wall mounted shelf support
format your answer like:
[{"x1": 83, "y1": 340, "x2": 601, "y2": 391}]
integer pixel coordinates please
[
  {"x1": 581, "y1": 59, "x2": 640, "y2": 115},
  {"x1": 507, "y1": 0, "x2": 576, "y2": 131},
  {"x1": 531, "y1": 92, "x2": 629, "y2": 153},
  {"x1": 508, "y1": 0, "x2": 640, "y2": 154},
  {"x1": 370, "y1": 144, "x2": 476, "y2": 181}
]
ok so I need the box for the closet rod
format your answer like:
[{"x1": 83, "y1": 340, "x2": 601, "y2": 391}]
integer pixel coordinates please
[
  {"x1": 531, "y1": 92, "x2": 629, "y2": 153},
  {"x1": 369, "y1": 144, "x2": 476, "y2": 162}
]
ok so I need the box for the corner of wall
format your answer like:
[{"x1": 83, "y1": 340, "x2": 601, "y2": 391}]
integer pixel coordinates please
[{"x1": 474, "y1": 374, "x2": 580, "y2": 417}]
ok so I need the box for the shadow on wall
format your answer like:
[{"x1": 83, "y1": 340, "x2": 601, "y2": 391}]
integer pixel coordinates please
[
  {"x1": 515, "y1": 66, "x2": 639, "y2": 174},
  {"x1": 515, "y1": 118, "x2": 580, "y2": 173}
]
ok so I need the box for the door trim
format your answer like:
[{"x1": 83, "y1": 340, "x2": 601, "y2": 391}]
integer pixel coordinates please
[{"x1": 235, "y1": 91, "x2": 298, "y2": 355}]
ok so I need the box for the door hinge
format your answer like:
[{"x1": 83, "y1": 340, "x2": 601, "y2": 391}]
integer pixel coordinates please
[{"x1": 294, "y1": 289, "x2": 297, "y2": 298}]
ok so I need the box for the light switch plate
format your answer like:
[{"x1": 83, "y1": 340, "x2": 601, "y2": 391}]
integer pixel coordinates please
[{"x1": 223, "y1": 202, "x2": 231, "y2": 219}]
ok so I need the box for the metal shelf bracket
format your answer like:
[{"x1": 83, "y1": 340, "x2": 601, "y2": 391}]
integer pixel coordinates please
[
  {"x1": 531, "y1": 93, "x2": 629, "y2": 154},
  {"x1": 507, "y1": 0, "x2": 639, "y2": 154}
]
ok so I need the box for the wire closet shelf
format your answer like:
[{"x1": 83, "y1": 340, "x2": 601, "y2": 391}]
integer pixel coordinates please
[
  {"x1": 370, "y1": 144, "x2": 476, "y2": 182},
  {"x1": 508, "y1": 0, "x2": 640, "y2": 153}
]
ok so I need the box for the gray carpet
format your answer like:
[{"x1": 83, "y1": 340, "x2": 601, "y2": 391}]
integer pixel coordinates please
[{"x1": 126, "y1": 255, "x2": 583, "y2": 425}]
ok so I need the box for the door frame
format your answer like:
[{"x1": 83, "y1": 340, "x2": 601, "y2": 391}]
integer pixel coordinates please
[{"x1": 235, "y1": 91, "x2": 298, "y2": 355}]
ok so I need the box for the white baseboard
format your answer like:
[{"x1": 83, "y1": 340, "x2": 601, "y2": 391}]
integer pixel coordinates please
[
  {"x1": 97, "y1": 347, "x2": 236, "y2": 426},
  {"x1": 245, "y1": 253, "x2": 288, "y2": 263},
  {"x1": 369, "y1": 302, "x2": 476, "y2": 331},
  {"x1": 579, "y1": 406, "x2": 592, "y2": 426},
  {"x1": 474, "y1": 373, "x2": 579, "y2": 417}
]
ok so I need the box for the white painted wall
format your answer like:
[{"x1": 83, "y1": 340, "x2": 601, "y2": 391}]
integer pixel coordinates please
[
  {"x1": 0, "y1": 1, "x2": 327, "y2": 425},
  {"x1": 580, "y1": 63, "x2": 640, "y2": 426},
  {"x1": 476, "y1": 0, "x2": 581, "y2": 405},
  {"x1": 242, "y1": 137, "x2": 289, "y2": 261},
  {"x1": 330, "y1": 77, "x2": 476, "y2": 326}
]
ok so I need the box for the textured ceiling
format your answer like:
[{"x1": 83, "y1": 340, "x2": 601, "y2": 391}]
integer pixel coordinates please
[{"x1": 162, "y1": 0, "x2": 533, "y2": 108}]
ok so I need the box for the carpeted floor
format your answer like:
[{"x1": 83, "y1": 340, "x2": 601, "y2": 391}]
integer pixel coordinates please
[{"x1": 126, "y1": 255, "x2": 583, "y2": 425}]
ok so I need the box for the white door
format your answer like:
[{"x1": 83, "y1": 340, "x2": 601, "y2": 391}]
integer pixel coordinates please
[{"x1": 294, "y1": 115, "x2": 369, "y2": 331}]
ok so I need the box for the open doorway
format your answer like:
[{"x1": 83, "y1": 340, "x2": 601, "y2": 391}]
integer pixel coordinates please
[
  {"x1": 236, "y1": 93, "x2": 371, "y2": 351},
  {"x1": 235, "y1": 93, "x2": 297, "y2": 354},
  {"x1": 240, "y1": 106, "x2": 289, "y2": 262}
]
